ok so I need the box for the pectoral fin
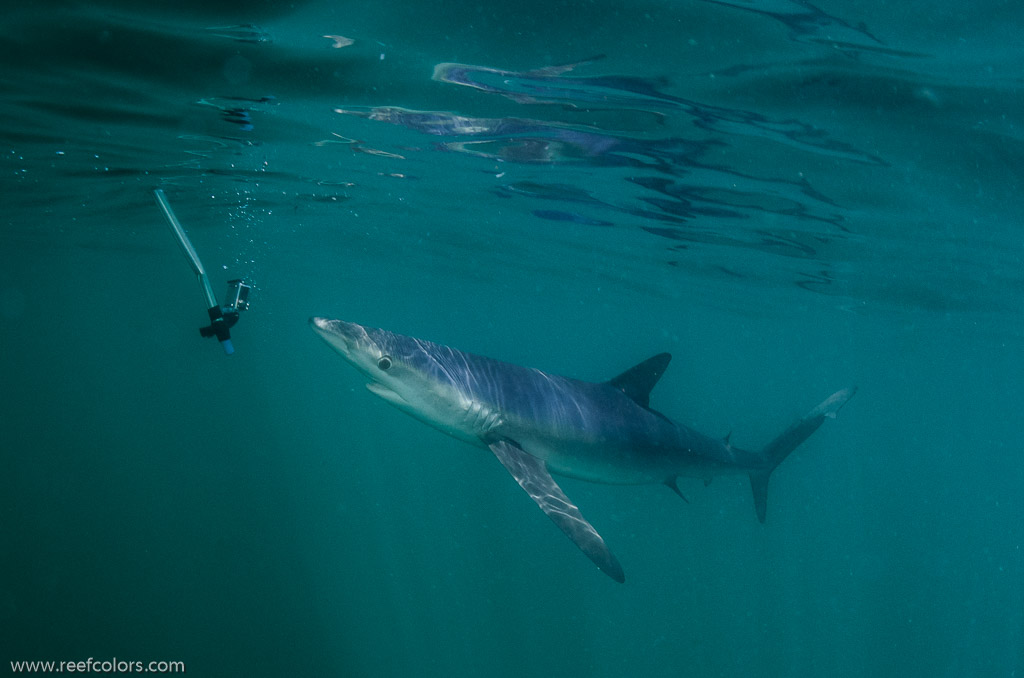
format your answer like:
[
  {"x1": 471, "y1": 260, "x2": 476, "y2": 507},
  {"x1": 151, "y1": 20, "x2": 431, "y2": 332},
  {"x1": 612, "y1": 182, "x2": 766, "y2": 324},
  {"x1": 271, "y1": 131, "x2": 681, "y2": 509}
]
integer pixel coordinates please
[{"x1": 488, "y1": 440, "x2": 625, "y2": 583}]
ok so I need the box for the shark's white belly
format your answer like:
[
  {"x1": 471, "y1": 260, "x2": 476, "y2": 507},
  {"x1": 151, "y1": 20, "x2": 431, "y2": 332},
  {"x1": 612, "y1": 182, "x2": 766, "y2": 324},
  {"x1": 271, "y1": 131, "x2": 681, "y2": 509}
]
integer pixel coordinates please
[
  {"x1": 498, "y1": 430, "x2": 675, "y2": 485},
  {"x1": 372, "y1": 380, "x2": 686, "y2": 484}
]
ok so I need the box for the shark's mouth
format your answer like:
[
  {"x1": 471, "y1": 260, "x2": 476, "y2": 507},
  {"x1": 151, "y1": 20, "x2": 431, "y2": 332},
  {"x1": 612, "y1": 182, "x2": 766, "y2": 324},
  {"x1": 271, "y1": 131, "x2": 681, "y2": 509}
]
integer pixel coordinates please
[{"x1": 366, "y1": 381, "x2": 407, "y2": 405}]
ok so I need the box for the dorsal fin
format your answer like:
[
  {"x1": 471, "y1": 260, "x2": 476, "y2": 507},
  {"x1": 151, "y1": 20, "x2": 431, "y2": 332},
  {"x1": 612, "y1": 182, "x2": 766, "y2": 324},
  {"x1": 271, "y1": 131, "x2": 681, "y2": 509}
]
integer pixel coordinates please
[{"x1": 606, "y1": 353, "x2": 671, "y2": 407}]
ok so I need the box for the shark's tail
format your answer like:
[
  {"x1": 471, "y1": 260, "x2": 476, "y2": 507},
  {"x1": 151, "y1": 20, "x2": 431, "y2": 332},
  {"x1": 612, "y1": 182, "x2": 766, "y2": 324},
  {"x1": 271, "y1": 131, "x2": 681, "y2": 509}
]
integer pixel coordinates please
[{"x1": 748, "y1": 386, "x2": 856, "y2": 522}]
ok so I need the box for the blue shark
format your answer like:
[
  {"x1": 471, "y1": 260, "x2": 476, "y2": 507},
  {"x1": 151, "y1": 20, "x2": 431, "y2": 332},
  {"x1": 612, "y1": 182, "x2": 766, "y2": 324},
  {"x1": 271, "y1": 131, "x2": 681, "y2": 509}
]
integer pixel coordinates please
[{"x1": 311, "y1": 317, "x2": 855, "y2": 582}]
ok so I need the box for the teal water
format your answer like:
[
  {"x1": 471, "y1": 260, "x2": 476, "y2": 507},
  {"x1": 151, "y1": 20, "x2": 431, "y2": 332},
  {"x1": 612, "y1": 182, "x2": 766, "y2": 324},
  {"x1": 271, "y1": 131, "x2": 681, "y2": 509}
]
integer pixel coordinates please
[{"x1": 2, "y1": 1, "x2": 1022, "y2": 675}]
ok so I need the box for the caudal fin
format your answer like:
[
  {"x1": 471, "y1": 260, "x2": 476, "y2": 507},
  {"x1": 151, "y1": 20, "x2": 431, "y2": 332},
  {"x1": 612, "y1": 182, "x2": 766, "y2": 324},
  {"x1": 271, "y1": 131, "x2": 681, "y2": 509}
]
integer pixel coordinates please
[{"x1": 749, "y1": 386, "x2": 856, "y2": 523}]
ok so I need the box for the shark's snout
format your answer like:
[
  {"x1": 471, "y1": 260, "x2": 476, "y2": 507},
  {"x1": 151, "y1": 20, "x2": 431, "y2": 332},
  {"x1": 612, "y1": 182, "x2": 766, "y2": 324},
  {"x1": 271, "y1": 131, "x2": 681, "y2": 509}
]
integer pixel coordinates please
[
  {"x1": 310, "y1": 316, "x2": 348, "y2": 341},
  {"x1": 310, "y1": 316, "x2": 350, "y2": 355},
  {"x1": 310, "y1": 317, "x2": 376, "y2": 362}
]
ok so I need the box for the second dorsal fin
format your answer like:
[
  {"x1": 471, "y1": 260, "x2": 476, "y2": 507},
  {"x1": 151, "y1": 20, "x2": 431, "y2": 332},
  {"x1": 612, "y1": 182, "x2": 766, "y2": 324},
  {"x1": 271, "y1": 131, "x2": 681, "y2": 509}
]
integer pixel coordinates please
[{"x1": 606, "y1": 353, "x2": 671, "y2": 407}]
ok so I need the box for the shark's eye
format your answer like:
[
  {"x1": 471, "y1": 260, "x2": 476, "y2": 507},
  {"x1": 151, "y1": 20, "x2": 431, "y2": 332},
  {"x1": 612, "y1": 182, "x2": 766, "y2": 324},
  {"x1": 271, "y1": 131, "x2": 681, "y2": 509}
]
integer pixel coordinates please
[{"x1": 377, "y1": 356, "x2": 393, "y2": 371}]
